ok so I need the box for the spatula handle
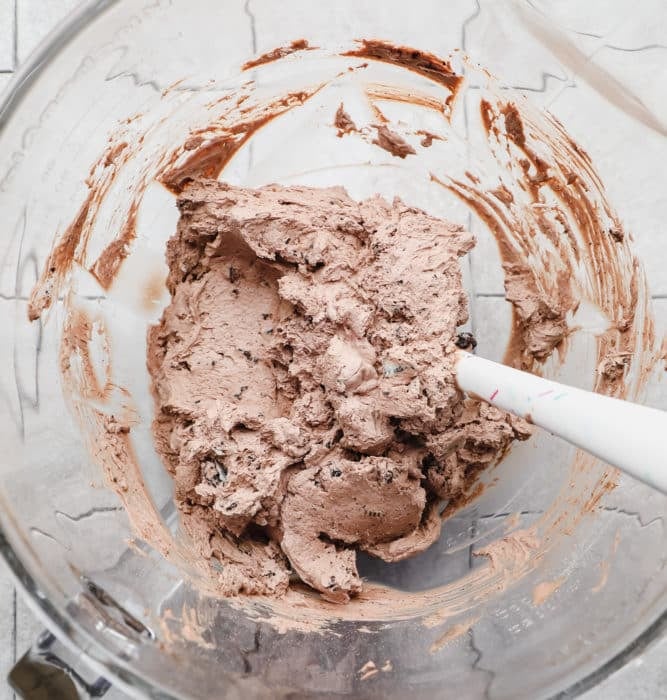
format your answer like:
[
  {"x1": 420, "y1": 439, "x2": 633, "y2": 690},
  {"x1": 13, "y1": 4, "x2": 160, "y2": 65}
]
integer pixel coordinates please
[{"x1": 455, "y1": 351, "x2": 667, "y2": 494}]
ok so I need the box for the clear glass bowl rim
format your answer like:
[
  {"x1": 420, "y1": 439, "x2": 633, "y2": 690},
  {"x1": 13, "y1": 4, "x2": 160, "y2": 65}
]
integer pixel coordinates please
[{"x1": 0, "y1": 1, "x2": 665, "y2": 697}]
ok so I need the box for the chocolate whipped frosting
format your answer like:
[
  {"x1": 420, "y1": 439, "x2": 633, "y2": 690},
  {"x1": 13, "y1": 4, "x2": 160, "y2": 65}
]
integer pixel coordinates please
[
  {"x1": 372, "y1": 125, "x2": 416, "y2": 159},
  {"x1": 148, "y1": 179, "x2": 531, "y2": 602}
]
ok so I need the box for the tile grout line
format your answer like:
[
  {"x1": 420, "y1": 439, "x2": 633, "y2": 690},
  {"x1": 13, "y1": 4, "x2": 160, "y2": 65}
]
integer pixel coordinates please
[
  {"x1": 11, "y1": 4, "x2": 18, "y2": 694},
  {"x1": 11, "y1": 587, "x2": 16, "y2": 661},
  {"x1": 243, "y1": 0, "x2": 257, "y2": 53},
  {"x1": 461, "y1": 3, "x2": 477, "y2": 346},
  {"x1": 12, "y1": 0, "x2": 17, "y2": 70},
  {"x1": 462, "y1": 8, "x2": 476, "y2": 342},
  {"x1": 461, "y1": 1, "x2": 480, "y2": 574}
]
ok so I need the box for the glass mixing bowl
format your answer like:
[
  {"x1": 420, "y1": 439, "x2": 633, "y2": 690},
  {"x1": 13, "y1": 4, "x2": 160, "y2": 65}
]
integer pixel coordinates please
[{"x1": 1, "y1": 1, "x2": 666, "y2": 698}]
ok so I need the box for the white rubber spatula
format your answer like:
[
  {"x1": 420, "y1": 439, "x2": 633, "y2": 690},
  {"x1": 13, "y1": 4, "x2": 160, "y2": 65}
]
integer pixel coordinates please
[{"x1": 455, "y1": 351, "x2": 667, "y2": 494}]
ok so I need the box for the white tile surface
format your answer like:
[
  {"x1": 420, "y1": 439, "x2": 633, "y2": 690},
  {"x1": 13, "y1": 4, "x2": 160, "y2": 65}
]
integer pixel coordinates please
[
  {"x1": 0, "y1": 72, "x2": 13, "y2": 96},
  {"x1": 16, "y1": 0, "x2": 80, "y2": 63},
  {"x1": 0, "y1": 18, "x2": 16, "y2": 690},
  {"x1": 527, "y1": 0, "x2": 636, "y2": 38},
  {"x1": 0, "y1": 0, "x2": 14, "y2": 71},
  {"x1": 249, "y1": 0, "x2": 475, "y2": 56},
  {"x1": 471, "y1": 296, "x2": 512, "y2": 364}
]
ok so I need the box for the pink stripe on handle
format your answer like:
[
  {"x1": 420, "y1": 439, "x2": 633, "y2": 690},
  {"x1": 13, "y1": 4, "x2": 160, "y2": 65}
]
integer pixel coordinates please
[
  {"x1": 490, "y1": 389, "x2": 499, "y2": 401},
  {"x1": 538, "y1": 389, "x2": 555, "y2": 398}
]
